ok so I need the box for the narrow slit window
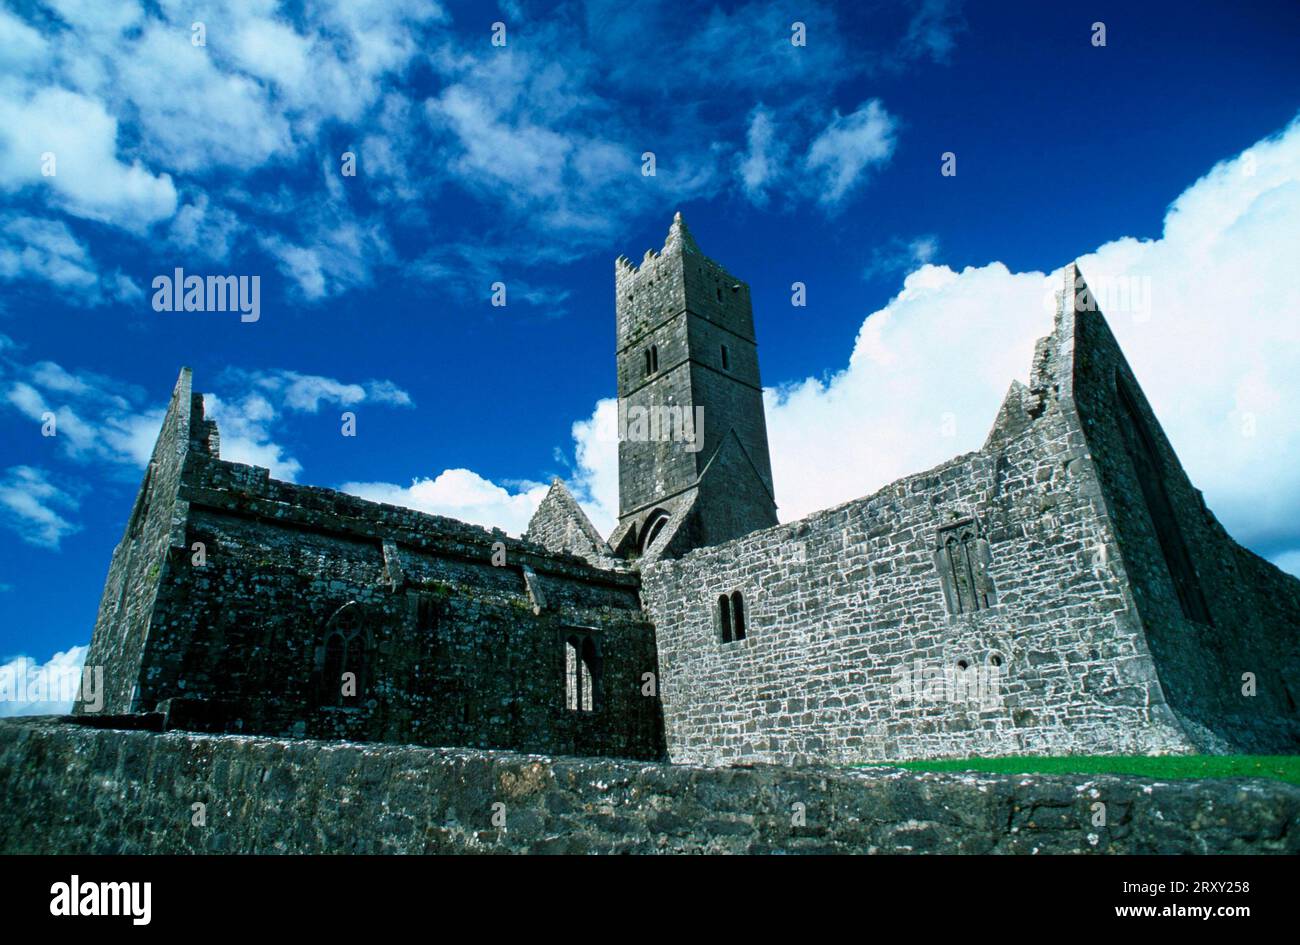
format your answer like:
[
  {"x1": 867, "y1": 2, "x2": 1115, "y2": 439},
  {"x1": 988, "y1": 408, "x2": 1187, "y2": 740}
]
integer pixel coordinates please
[
  {"x1": 565, "y1": 638, "x2": 579, "y2": 710},
  {"x1": 720, "y1": 345, "x2": 729, "y2": 371},
  {"x1": 730, "y1": 591, "x2": 746, "y2": 640}
]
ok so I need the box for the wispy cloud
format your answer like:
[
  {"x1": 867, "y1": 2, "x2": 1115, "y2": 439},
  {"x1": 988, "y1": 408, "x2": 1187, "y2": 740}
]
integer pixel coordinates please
[
  {"x1": 737, "y1": 106, "x2": 785, "y2": 206},
  {"x1": 0, "y1": 466, "x2": 81, "y2": 549},
  {"x1": 862, "y1": 235, "x2": 940, "y2": 281},
  {"x1": 805, "y1": 100, "x2": 899, "y2": 208},
  {"x1": 900, "y1": 0, "x2": 967, "y2": 65},
  {"x1": 0, "y1": 215, "x2": 142, "y2": 305},
  {"x1": 0, "y1": 339, "x2": 414, "y2": 521},
  {"x1": 0, "y1": 2, "x2": 946, "y2": 304}
]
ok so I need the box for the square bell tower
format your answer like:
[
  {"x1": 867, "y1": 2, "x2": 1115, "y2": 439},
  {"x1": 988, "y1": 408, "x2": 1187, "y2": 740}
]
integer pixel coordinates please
[{"x1": 609, "y1": 213, "x2": 777, "y2": 559}]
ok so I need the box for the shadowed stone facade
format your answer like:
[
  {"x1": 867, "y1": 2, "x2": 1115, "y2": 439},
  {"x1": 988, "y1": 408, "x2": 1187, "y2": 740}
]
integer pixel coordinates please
[
  {"x1": 74, "y1": 370, "x2": 663, "y2": 760},
  {"x1": 67, "y1": 218, "x2": 1298, "y2": 771}
]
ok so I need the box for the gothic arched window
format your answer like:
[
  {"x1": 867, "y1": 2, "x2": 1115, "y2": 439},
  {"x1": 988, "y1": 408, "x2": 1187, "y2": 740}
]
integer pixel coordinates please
[
  {"x1": 935, "y1": 520, "x2": 995, "y2": 615},
  {"x1": 318, "y1": 602, "x2": 370, "y2": 705},
  {"x1": 639, "y1": 509, "x2": 670, "y2": 554}
]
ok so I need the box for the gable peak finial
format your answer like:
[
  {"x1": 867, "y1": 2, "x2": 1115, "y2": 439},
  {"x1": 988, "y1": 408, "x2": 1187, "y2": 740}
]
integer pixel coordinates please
[{"x1": 665, "y1": 210, "x2": 699, "y2": 254}]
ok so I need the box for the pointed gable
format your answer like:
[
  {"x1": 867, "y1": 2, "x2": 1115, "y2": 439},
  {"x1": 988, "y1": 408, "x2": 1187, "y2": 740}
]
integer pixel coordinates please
[{"x1": 525, "y1": 478, "x2": 617, "y2": 568}]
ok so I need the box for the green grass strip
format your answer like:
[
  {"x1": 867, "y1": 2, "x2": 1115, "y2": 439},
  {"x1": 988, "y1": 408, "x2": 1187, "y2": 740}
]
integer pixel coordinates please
[{"x1": 857, "y1": 755, "x2": 1300, "y2": 785}]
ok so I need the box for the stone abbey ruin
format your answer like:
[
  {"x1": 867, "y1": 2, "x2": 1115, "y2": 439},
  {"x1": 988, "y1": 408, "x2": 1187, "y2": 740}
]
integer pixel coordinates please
[{"x1": 3, "y1": 214, "x2": 1298, "y2": 854}]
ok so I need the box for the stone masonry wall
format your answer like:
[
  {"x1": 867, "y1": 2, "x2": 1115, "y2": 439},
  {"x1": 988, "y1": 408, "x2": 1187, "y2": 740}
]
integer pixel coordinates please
[
  {"x1": 77, "y1": 369, "x2": 209, "y2": 714},
  {"x1": 524, "y1": 479, "x2": 620, "y2": 569},
  {"x1": 82, "y1": 389, "x2": 666, "y2": 759},
  {"x1": 1065, "y1": 266, "x2": 1300, "y2": 752},
  {"x1": 1, "y1": 719, "x2": 1295, "y2": 854},
  {"x1": 639, "y1": 284, "x2": 1200, "y2": 765}
]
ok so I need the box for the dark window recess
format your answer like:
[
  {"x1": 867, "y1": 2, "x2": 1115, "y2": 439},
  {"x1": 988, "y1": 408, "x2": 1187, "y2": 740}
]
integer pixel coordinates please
[
  {"x1": 1116, "y1": 374, "x2": 1213, "y2": 625},
  {"x1": 716, "y1": 286, "x2": 723, "y2": 302},
  {"x1": 415, "y1": 593, "x2": 439, "y2": 632},
  {"x1": 720, "y1": 345, "x2": 730, "y2": 371},
  {"x1": 719, "y1": 590, "x2": 747, "y2": 643},
  {"x1": 644, "y1": 344, "x2": 659, "y2": 376},
  {"x1": 318, "y1": 602, "x2": 369, "y2": 705},
  {"x1": 934, "y1": 520, "x2": 996, "y2": 615},
  {"x1": 563, "y1": 631, "x2": 603, "y2": 712}
]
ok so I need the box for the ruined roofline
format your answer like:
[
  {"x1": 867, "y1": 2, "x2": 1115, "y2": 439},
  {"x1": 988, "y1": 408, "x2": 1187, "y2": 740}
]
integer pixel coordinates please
[
  {"x1": 182, "y1": 452, "x2": 638, "y2": 586},
  {"x1": 652, "y1": 440, "x2": 994, "y2": 569},
  {"x1": 647, "y1": 262, "x2": 1099, "y2": 567},
  {"x1": 170, "y1": 377, "x2": 636, "y2": 585}
]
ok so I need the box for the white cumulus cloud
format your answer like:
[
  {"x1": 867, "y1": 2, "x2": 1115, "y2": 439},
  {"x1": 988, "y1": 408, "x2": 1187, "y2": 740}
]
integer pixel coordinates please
[
  {"x1": 0, "y1": 645, "x2": 89, "y2": 717},
  {"x1": 0, "y1": 87, "x2": 177, "y2": 230},
  {"x1": 341, "y1": 470, "x2": 550, "y2": 537},
  {"x1": 760, "y1": 118, "x2": 1300, "y2": 573}
]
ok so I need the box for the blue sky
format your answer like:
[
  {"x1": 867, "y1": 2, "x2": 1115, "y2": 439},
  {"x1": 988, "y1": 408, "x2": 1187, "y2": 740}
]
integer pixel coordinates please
[{"x1": 2, "y1": 0, "x2": 1300, "y2": 696}]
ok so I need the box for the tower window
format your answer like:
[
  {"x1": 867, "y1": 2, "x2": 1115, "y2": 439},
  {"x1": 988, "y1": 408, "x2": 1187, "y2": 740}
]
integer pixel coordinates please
[
  {"x1": 716, "y1": 286, "x2": 723, "y2": 302},
  {"x1": 563, "y1": 631, "x2": 602, "y2": 712},
  {"x1": 720, "y1": 345, "x2": 729, "y2": 371},
  {"x1": 718, "y1": 590, "x2": 747, "y2": 643},
  {"x1": 644, "y1": 344, "x2": 659, "y2": 377}
]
